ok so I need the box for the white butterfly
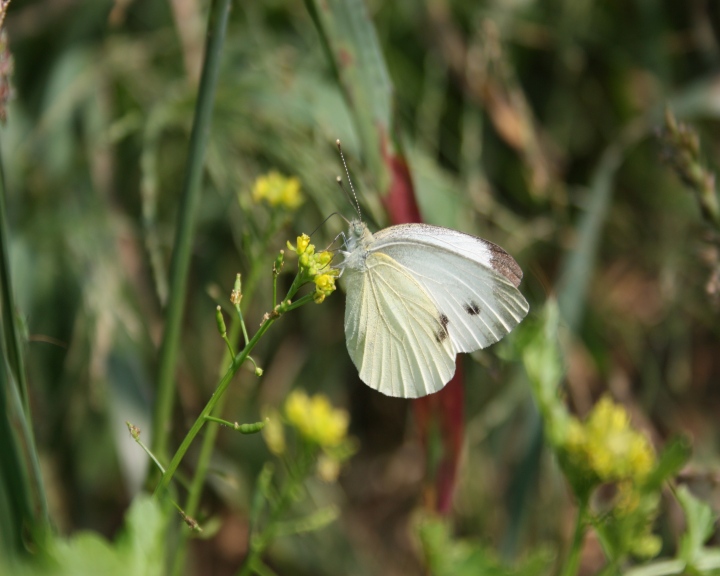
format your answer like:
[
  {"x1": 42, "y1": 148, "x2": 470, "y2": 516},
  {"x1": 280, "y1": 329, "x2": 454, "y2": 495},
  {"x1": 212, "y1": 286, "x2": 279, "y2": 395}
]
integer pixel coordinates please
[{"x1": 337, "y1": 219, "x2": 529, "y2": 398}]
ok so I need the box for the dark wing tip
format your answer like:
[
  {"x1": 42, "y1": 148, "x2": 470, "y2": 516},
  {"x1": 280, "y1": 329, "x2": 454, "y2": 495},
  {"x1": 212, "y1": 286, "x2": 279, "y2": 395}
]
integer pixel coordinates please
[{"x1": 487, "y1": 243, "x2": 523, "y2": 287}]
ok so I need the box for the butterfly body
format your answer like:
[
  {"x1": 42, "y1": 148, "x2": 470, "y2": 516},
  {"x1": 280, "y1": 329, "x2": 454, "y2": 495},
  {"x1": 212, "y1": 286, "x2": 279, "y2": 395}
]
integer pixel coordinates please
[{"x1": 338, "y1": 220, "x2": 528, "y2": 398}]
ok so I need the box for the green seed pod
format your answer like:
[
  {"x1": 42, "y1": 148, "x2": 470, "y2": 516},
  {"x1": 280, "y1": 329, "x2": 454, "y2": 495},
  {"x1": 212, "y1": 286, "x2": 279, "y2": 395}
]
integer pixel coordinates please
[
  {"x1": 236, "y1": 420, "x2": 266, "y2": 434},
  {"x1": 215, "y1": 306, "x2": 227, "y2": 337}
]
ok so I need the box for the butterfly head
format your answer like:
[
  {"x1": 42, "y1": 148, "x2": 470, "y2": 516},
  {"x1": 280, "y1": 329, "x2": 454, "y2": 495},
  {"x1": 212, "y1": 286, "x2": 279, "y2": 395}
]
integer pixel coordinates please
[{"x1": 337, "y1": 219, "x2": 374, "y2": 272}]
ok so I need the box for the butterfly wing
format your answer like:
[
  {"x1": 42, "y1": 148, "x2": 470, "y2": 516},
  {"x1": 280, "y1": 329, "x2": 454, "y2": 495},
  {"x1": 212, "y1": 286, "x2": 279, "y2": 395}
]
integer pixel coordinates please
[
  {"x1": 343, "y1": 251, "x2": 456, "y2": 398},
  {"x1": 370, "y1": 224, "x2": 529, "y2": 354}
]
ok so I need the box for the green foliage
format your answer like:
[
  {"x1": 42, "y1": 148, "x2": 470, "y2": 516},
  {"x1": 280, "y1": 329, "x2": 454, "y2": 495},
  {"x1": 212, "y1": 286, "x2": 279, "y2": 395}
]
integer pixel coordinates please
[
  {"x1": 418, "y1": 516, "x2": 553, "y2": 576},
  {"x1": 677, "y1": 486, "x2": 718, "y2": 570},
  {"x1": 3, "y1": 496, "x2": 168, "y2": 576}
]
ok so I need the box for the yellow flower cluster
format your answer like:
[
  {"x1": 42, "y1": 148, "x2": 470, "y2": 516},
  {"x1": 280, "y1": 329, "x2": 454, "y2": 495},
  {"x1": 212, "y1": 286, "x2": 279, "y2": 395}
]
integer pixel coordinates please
[
  {"x1": 285, "y1": 390, "x2": 349, "y2": 447},
  {"x1": 287, "y1": 234, "x2": 338, "y2": 303},
  {"x1": 251, "y1": 171, "x2": 303, "y2": 210},
  {"x1": 562, "y1": 397, "x2": 661, "y2": 559},
  {"x1": 564, "y1": 396, "x2": 655, "y2": 484}
]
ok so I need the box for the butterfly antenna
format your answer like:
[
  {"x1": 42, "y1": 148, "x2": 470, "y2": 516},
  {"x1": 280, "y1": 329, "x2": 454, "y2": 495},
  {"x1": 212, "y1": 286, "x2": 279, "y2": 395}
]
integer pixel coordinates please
[
  {"x1": 336, "y1": 177, "x2": 357, "y2": 218},
  {"x1": 336, "y1": 139, "x2": 362, "y2": 221},
  {"x1": 309, "y1": 212, "x2": 348, "y2": 237}
]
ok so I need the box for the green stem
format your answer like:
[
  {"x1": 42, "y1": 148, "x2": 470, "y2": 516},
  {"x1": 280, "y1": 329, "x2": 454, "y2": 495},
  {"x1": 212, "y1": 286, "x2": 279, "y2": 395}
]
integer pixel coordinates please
[
  {"x1": 154, "y1": 312, "x2": 277, "y2": 496},
  {"x1": 221, "y1": 334, "x2": 235, "y2": 356},
  {"x1": 127, "y1": 423, "x2": 166, "y2": 474},
  {"x1": 560, "y1": 500, "x2": 588, "y2": 576},
  {"x1": 0, "y1": 141, "x2": 28, "y2": 415},
  {"x1": 170, "y1": 272, "x2": 266, "y2": 576},
  {"x1": 272, "y1": 268, "x2": 278, "y2": 309},
  {"x1": 238, "y1": 446, "x2": 316, "y2": 576},
  {"x1": 150, "y1": 0, "x2": 233, "y2": 467},
  {"x1": 0, "y1": 139, "x2": 49, "y2": 540},
  {"x1": 155, "y1": 264, "x2": 309, "y2": 497},
  {"x1": 204, "y1": 415, "x2": 265, "y2": 433},
  {"x1": 236, "y1": 304, "x2": 250, "y2": 346}
]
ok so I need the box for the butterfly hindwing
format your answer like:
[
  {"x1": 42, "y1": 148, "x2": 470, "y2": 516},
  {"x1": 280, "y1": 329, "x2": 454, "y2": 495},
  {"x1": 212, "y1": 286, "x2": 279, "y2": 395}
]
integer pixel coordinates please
[{"x1": 343, "y1": 251, "x2": 455, "y2": 398}]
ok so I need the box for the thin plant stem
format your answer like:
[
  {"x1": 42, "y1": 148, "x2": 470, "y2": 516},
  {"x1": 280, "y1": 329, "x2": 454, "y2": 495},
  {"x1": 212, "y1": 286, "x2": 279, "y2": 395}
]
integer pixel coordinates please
[
  {"x1": 204, "y1": 415, "x2": 265, "y2": 433},
  {"x1": 236, "y1": 304, "x2": 250, "y2": 346},
  {"x1": 150, "y1": 0, "x2": 233, "y2": 467},
  {"x1": 154, "y1": 314, "x2": 276, "y2": 496},
  {"x1": 169, "y1": 319, "x2": 240, "y2": 576},
  {"x1": 221, "y1": 333, "x2": 235, "y2": 356},
  {"x1": 0, "y1": 139, "x2": 49, "y2": 540},
  {"x1": 0, "y1": 140, "x2": 29, "y2": 415},
  {"x1": 560, "y1": 500, "x2": 588, "y2": 576},
  {"x1": 153, "y1": 282, "x2": 313, "y2": 496},
  {"x1": 238, "y1": 446, "x2": 316, "y2": 576},
  {"x1": 272, "y1": 268, "x2": 278, "y2": 308},
  {"x1": 170, "y1": 273, "x2": 265, "y2": 576},
  {"x1": 127, "y1": 422, "x2": 166, "y2": 474}
]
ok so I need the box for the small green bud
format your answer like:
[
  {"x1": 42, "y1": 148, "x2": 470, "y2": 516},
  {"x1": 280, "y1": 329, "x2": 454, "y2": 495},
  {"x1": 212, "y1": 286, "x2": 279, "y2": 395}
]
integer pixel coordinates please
[
  {"x1": 255, "y1": 366, "x2": 264, "y2": 377},
  {"x1": 215, "y1": 306, "x2": 227, "y2": 337},
  {"x1": 273, "y1": 250, "x2": 285, "y2": 276},
  {"x1": 126, "y1": 421, "x2": 141, "y2": 441},
  {"x1": 231, "y1": 274, "x2": 243, "y2": 307}
]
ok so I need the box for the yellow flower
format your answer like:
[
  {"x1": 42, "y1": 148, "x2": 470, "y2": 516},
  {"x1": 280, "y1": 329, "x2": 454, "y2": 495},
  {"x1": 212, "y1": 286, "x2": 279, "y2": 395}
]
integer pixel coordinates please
[
  {"x1": 287, "y1": 233, "x2": 311, "y2": 256},
  {"x1": 584, "y1": 397, "x2": 655, "y2": 481},
  {"x1": 313, "y1": 273, "x2": 337, "y2": 304},
  {"x1": 285, "y1": 236, "x2": 339, "y2": 304},
  {"x1": 252, "y1": 171, "x2": 303, "y2": 210},
  {"x1": 285, "y1": 390, "x2": 349, "y2": 447}
]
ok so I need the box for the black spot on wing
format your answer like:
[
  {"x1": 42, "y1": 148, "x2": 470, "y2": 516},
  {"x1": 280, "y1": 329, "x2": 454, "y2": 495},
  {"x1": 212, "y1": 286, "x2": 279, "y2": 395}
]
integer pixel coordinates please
[
  {"x1": 435, "y1": 313, "x2": 450, "y2": 344},
  {"x1": 464, "y1": 301, "x2": 481, "y2": 316}
]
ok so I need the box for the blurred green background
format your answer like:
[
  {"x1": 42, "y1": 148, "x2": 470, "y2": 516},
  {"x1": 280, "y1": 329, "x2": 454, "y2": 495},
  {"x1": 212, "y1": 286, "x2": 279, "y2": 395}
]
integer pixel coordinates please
[{"x1": 2, "y1": 0, "x2": 720, "y2": 574}]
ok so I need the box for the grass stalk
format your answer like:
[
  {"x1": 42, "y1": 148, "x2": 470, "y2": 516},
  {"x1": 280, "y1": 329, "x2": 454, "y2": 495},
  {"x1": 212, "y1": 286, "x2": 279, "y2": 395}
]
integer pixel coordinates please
[
  {"x1": 151, "y1": 0, "x2": 233, "y2": 466},
  {"x1": 0, "y1": 139, "x2": 49, "y2": 549},
  {"x1": 0, "y1": 140, "x2": 29, "y2": 415}
]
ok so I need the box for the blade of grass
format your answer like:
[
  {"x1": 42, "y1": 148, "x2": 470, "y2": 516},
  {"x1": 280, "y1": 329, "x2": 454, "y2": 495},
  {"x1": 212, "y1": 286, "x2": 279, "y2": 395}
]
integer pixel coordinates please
[
  {"x1": 557, "y1": 144, "x2": 623, "y2": 333},
  {"x1": 305, "y1": 0, "x2": 393, "y2": 194},
  {"x1": 0, "y1": 140, "x2": 28, "y2": 415},
  {"x1": 0, "y1": 348, "x2": 32, "y2": 554},
  {"x1": 150, "y1": 0, "x2": 232, "y2": 469},
  {"x1": 0, "y1": 139, "x2": 49, "y2": 551}
]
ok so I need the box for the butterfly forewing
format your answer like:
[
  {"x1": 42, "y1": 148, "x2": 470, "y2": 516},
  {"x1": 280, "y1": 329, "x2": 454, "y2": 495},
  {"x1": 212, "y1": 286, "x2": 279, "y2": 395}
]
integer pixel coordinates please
[
  {"x1": 370, "y1": 224, "x2": 529, "y2": 355},
  {"x1": 343, "y1": 251, "x2": 455, "y2": 398}
]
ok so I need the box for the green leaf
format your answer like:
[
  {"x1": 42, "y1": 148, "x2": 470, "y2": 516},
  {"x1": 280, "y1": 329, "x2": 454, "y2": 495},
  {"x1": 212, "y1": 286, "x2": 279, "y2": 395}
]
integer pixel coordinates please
[
  {"x1": 557, "y1": 146, "x2": 622, "y2": 333},
  {"x1": 622, "y1": 559, "x2": 686, "y2": 576},
  {"x1": 306, "y1": 0, "x2": 393, "y2": 193},
  {"x1": 4, "y1": 494, "x2": 170, "y2": 576},
  {"x1": 520, "y1": 300, "x2": 567, "y2": 442},
  {"x1": 417, "y1": 516, "x2": 553, "y2": 576},
  {"x1": 643, "y1": 437, "x2": 691, "y2": 492},
  {"x1": 677, "y1": 486, "x2": 717, "y2": 566}
]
